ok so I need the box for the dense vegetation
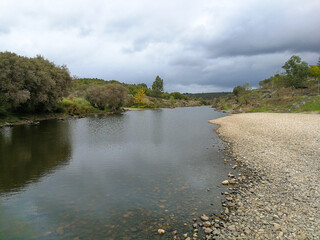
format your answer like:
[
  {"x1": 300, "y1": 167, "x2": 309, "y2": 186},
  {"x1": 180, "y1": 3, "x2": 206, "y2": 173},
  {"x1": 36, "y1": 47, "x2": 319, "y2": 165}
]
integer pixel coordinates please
[
  {"x1": 0, "y1": 52, "x2": 72, "y2": 115},
  {"x1": 213, "y1": 55, "x2": 320, "y2": 113},
  {"x1": 0, "y1": 52, "x2": 204, "y2": 125}
]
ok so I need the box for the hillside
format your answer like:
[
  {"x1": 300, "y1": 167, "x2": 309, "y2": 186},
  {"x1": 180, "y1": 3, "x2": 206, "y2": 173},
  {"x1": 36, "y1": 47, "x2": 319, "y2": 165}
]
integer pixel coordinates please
[
  {"x1": 213, "y1": 55, "x2": 320, "y2": 113},
  {"x1": 213, "y1": 86, "x2": 320, "y2": 113}
]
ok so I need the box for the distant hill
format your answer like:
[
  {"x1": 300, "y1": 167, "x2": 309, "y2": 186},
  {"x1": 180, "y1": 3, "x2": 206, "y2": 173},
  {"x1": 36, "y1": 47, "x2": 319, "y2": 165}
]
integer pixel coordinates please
[{"x1": 183, "y1": 92, "x2": 232, "y2": 100}]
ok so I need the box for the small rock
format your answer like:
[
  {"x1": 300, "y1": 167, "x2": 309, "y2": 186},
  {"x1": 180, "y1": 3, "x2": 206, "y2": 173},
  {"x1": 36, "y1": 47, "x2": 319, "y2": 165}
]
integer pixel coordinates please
[
  {"x1": 227, "y1": 225, "x2": 236, "y2": 231},
  {"x1": 225, "y1": 208, "x2": 229, "y2": 214},
  {"x1": 200, "y1": 215, "x2": 210, "y2": 221},
  {"x1": 157, "y1": 229, "x2": 166, "y2": 235},
  {"x1": 229, "y1": 179, "x2": 236, "y2": 184},
  {"x1": 172, "y1": 230, "x2": 178, "y2": 235},
  {"x1": 182, "y1": 233, "x2": 188, "y2": 238},
  {"x1": 204, "y1": 228, "x2": 213, "y2": 234},
  {"x1": 203, "y1": 221, "x2": 211, "y2": 227},
  {"x1": 273, "y1": 223, "x2": 281, "y2": 230},
  {"x1": 222, "y1": 180, "x2": 229, "y2": 185}
]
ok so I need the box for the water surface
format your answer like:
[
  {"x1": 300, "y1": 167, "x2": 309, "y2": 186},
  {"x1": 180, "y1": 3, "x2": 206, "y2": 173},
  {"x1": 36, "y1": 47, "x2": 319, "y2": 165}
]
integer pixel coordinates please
[{"x1": 0, "y1": 107, "x2": 229, "y2": 239}]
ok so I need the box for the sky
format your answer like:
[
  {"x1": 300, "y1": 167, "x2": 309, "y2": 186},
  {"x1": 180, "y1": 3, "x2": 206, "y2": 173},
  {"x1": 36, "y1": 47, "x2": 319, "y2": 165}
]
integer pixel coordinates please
[{"x1": 0, "y1": 0, "x2": 319, "y2": 93}]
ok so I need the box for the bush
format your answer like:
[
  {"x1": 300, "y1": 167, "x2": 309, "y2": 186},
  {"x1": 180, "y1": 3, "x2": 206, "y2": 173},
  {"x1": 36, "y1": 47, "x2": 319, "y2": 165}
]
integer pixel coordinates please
[
  {"x1": 0, "y1": 52, "x2": 72, "y2": 113},
  {"x1": 86, "y1": 84, "x2": 128, "y2": 111}
]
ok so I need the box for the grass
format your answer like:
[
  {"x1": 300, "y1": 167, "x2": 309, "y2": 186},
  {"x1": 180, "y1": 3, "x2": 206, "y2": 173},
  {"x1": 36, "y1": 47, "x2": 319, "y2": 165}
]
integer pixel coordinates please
[
  {"x1": 223, "y1": 105, "x2": 232, "y2": 110},
  {"x1": 249, "y1": 95, "x2": 308, "y2": 113},
  {"x1": 292, "y1": 95, "x2": 320, "y2": 112},
  {"x1": 58, "y1": 97, "x2": 101, "y2": 115}
]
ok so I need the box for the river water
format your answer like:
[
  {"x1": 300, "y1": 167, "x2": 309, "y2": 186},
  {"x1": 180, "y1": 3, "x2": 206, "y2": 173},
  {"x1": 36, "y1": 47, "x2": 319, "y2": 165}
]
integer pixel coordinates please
[{"x1": 0, "y1": 106, "x2": 229, "y2": 239}]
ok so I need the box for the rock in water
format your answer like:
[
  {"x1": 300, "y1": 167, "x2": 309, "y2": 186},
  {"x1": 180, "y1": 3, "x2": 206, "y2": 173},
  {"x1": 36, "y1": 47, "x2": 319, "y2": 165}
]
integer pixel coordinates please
[
  {"x1": 158, "y1": 229, "x2": 166, "y2": 235},
  {"x1": 201, "y1": 215, "x2": 210, "y2": 221},
  {"x1": 222, "y1": 180, "x2": 229, "y2": 185}
]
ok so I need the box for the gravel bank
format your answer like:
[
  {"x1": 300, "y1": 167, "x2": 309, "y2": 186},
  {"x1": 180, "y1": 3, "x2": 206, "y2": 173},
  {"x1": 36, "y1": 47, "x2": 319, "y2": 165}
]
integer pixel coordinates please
[{"x1": 209, "y1": 113, "x2": 320, "y2": 240}]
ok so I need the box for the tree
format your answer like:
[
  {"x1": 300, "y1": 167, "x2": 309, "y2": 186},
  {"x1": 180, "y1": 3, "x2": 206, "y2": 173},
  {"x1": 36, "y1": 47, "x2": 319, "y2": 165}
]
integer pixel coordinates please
[
  {"x1": 310, "y1": 65, "x2": 320, "y2": 95},
  {"x1": 0, "y1": 52, "x2": 72, "y2": 113},
  {"x1": 152, "y1": 75, "x2": 163, "y2": 97},
  {"x1": 233, "y1": 85, "x2": 245, "y2": 96},
  {"x1": 86, "y1": 84, "x2": 128, "y2": 111},
  {"x1": 282, "y1": 55, "x2": 309, "y2": 88},
  {"x1": 134, "y1": 88, "x2": 146, "y2": 105},
  {"x1": 310, "y1": 65, "x2": 320, "y2": 80}
]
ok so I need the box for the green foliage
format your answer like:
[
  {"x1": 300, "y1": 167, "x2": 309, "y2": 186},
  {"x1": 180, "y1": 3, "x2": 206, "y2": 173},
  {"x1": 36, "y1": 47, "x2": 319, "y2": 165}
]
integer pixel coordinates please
[
  {"x1": 233, "y1": 85, "x2": 246, "y2": 96},
  {"x1": 310, "y1": 65, "x2": 320, "y2": 79},
  {"x1": 58, "y1": 97, "x2": 98, "y2": 115},
  {"x1": 86, "y1": 84, "x2": 128, "y2": 111},
  {"x1": 282, "y1": 55, "x2": 309, "y2": 88},
  {"x1": 151, "y1": 75, "x2": 164, "y2": 97},
  {"x1": 170, "y1": 92, "x2": 186, "y2": 100},
  {"x1": 292, "y1": 96, "x2": 320, "y2": 112},
  {"x1": 0, "y1": 52, "x2": 72, "y2": 114}
]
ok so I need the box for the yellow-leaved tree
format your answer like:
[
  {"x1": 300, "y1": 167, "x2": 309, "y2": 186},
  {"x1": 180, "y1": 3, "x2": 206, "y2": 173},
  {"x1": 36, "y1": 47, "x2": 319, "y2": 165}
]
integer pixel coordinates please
[{"x1": 134, "y1": 88, "x2": 146, "y2": 105}]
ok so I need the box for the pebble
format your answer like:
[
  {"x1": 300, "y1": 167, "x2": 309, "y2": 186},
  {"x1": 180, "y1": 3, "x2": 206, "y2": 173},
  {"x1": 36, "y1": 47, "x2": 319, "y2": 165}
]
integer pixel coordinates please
[
  {"x1": 222, "y1": 180, "x2": 229, "y2": 185},
  {"x1": 208, "y1": 114, "x2": 320, "y2": 239},
  {"x1": 200, "y1": 215, "x2": 209, "y2": 221},
  {"x1": 157, "y1": 229, "x2": 165, "y2": 235}
]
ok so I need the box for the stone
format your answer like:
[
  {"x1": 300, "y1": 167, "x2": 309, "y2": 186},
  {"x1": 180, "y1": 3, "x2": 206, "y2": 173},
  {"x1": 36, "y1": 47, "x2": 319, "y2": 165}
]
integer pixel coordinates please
[
  {"x1": 222, "y1": 180, "x2": 229, "y2": 185},
  {"x1": 203, "y1": 221, "x2": 211, "y2": 227},
  {"x1": 273, "y1": 223, "x2": 281, "y2": 230},
  {"x1": 201, "y1": 215, "x2": 210, "y2": 221},
  {"x1": 157, "y1": 229, "x2": 166, "y2": 235},
  {"x1": 182, "y1": 233, "x2": 188, "y2": 238},
  {"x1": 225, "y1": 208, "x2": 229, "y2": 214},
  {"x1": 227, "y1": 225, "x2": 236, "y2": 231},
  {"x1": 204, "y1": 228, "x2": 213, "y2": 234}
]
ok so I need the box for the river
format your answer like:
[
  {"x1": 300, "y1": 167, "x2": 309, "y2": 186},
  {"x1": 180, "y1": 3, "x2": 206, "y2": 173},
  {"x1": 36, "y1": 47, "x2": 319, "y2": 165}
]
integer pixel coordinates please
[{"x1": 0, "y1": 106, "x2": 229, "y2": 239}]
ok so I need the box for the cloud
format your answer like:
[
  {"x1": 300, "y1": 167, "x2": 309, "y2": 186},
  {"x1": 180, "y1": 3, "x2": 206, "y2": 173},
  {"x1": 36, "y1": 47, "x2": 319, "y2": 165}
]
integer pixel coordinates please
[{"x1": 0, "y1": 0, "x2": 319, "y2": 92}]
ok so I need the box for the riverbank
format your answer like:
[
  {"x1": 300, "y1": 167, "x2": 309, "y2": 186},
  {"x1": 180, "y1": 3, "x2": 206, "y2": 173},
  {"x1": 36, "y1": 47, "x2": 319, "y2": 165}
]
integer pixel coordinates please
[
  {"x1": 0, "y1": 112, "x2": 113, "y2": 128},
  {"x1": 208, "y1": 113, "x2": 320, "y2": 239}
]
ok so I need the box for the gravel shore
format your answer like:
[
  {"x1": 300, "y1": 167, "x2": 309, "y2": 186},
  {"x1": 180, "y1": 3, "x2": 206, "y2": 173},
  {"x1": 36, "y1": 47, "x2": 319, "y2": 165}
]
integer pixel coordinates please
[{"x1": 208, "y1": 113, "x2": 320, "y2": 240}]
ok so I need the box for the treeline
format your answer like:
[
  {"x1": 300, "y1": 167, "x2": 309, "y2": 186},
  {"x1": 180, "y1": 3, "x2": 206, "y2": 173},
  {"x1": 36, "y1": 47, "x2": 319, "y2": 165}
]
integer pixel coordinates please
[
  {"x1": 0, "y1": 52, "x2": 203, "y2": 118},
  {"x1": 258, "y1": 55, "x2": 320, "y2": 90},
  {"x1": 184, "y1": 92, "x2": 232, "y2": 100},
  {"x1": 213, "y1": 55, "x2": 320, "y2": 112}
]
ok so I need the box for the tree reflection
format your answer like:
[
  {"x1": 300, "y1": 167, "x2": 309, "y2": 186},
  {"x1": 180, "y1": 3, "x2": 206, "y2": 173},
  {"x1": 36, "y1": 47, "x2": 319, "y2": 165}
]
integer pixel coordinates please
[{"x1": 0, "y1": 120, "x2": 72, "y2": 195}]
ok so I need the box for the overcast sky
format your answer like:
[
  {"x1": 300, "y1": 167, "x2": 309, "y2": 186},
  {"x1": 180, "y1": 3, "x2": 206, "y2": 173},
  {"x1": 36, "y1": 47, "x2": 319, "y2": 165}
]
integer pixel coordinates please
[{"x1": 1, "y1": 0, "x2": 319, "y2": 93}]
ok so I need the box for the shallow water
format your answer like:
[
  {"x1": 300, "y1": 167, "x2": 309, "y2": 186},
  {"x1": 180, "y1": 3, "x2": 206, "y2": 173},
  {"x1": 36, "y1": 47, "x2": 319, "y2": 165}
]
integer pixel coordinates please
[{"x1": 0, "y1": 106, "x2": 229, "y2": 239}]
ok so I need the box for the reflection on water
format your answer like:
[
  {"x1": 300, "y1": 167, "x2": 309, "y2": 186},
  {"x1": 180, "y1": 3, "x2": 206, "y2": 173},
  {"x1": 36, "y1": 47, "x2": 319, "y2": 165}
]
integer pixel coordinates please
[
  {"x1": 0, "y1": 121, "x2": 72, "y2": 195},
  {"x1": 0, "y1": 107, "x2": 229, "y2": 240}
]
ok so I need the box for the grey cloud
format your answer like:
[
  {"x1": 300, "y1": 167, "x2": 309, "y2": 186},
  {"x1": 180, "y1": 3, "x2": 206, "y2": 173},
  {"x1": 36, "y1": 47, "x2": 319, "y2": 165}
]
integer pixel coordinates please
[{"x1": 1, "y1": 0, "x2": 319, "y2": 93}]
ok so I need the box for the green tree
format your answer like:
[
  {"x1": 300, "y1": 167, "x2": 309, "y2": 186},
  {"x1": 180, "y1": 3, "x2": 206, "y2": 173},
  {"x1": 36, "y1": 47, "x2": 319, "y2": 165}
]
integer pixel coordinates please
[
  {"x1": 0, "y1": 52, "x2": 72, "y2": 113},
  {"x1": 151, "y1": 75, "x2": 164, "y2": 97},
  {"x1": 233, "y1": 85, "x2": 245, "y2": 96},
  {"x1": 86, "y1": 84, "x2": 128, "y2": 111},
  {"x1": 282, "y1": 55, "x2": 309, "y2": 88}
]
